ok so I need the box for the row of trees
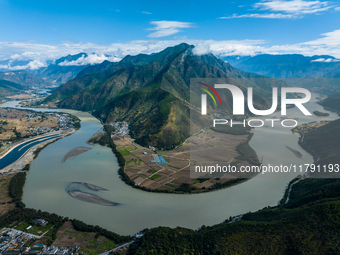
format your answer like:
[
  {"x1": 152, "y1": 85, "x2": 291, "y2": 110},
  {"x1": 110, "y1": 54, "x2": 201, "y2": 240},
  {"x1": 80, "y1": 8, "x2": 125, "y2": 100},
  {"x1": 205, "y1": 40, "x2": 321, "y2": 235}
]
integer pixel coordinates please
[
  {"x1": 12, "y1": 127, "x2": 21, "y2": 139},
  {"x1": 235, "y1": 133, "x2": 261, "y2": 166},
  {"x1": 9, "y1": 171, "x2": 26, "y2": 202},
  {"x1": 67, "y1": 114, "x2": 81, "y2": 130},
  {"x1": 102, "y1": 125, "x2": 134, "y2": 187},
  {"x1": 72, "y1": 219, "x2": 131, "y2": 244}
]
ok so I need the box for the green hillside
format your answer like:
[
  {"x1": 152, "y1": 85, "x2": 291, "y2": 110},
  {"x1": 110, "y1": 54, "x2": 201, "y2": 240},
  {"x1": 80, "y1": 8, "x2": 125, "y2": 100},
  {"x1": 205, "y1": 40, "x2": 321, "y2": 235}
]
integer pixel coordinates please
[
  {"x1": 301, "y1": 118, "x2": 340, "y2": 168},
  {"x1": 319, "y1": 93, "x2": 340, "y2": 113},
  {"x1": 46, "y1": 43, "x2": 191, "y2": 103},
  {"x1": 46, "y1": 43, "x2": 288, "y2": 148},
  {"x1": 0, "y1": 79, "x2": 25, "y2": 100},
  {"x1": 95, "y1": 85, "x2": 194, "y2": 149},
  {"x1": 129, "y1": 199, "x2": 340, "y2": 255}
]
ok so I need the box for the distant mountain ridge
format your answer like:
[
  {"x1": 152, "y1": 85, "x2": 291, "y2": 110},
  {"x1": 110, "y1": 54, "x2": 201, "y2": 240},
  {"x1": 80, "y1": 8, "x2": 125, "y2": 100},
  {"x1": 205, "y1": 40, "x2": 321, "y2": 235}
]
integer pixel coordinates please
[
  {"x1": 0, "y1": 59, "x2": 31, "y2": 71},
  {"x1": 55, "y1": 52, "x2": 87, "y2": 65},
  {"x1": 0, "y1": 79, "x2": 26, "y2": 100},
  {"x1": 224, "y1": 54, "x2": 340, "y2": 79},
  {"x1": 0, "y1": 71, "x2": 47, "y2": 88},
  {"x1": 46, "y1": 43, "x2": 288, "y2": 149},
  {"x1": 0, "y1": 52, "x2": 118, "y2": 87},
  {"x1": 30, "y1": 53, "x2": 90, "y2": 86},
  {"x1": 224, "y1": 54, "x2": 340, "y2": 95}
]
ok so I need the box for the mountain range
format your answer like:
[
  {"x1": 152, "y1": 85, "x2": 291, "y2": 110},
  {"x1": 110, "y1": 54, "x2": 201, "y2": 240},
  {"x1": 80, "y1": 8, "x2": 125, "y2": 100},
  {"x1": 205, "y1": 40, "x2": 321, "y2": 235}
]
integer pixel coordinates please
[
  {"x1": 0, "y1": 71, "x2": 48, "y2": 88},
  {"x1": 224, "y1": 54, "x2": 340, "y2": 95},
  {"x1": 0, "y1": 79, "x2": 26, "y2": 100},
  {"x1": 2, "y1": 51, "x2": 340, "y2": 95},
  {"x1": 30, "y1": 53, "x2": 91, "y2": 86},
  {"x1": 224, "y1": 54, "x2": 340, "y2": 78},
  {"x1": 0, "y1": 59, "x2": 32, "y2": 71},
  {"x1": 46, "y1": 43, "x2": 288, "y2": 149},
  {"x1": 0, "y1": 53, "x2": 116, "y2": 88}
]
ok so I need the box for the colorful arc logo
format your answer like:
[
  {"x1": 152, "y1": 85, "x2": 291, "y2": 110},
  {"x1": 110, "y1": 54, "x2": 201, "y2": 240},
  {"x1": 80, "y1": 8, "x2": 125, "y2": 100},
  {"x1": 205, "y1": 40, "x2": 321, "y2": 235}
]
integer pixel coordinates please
[{"x1": 199, "y1": 82, "x2": 222, "y2": 115}]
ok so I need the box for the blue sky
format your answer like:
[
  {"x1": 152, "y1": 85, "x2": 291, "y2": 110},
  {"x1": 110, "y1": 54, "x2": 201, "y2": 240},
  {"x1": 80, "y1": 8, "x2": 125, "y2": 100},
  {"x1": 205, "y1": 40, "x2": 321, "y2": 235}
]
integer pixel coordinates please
[{"x1": 1, "y1": 0, "x2": 340, "y2": 69}]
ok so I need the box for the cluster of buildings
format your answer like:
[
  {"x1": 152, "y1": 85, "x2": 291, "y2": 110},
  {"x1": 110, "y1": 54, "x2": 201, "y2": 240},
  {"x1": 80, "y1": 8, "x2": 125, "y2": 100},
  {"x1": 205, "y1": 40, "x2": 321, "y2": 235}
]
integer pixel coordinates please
[
  {"x1": 110, "y1": 121, "x2": 129, "y2": 136},
  {"x1": 32, "y1": 219, "x2": 48, "y2": 227},
  {"x1": 229, "y1": 214, "x2": 243, "y2": 224},
  {"x1": 0, "y1": 228, "x2": 79, "y2": 255},
  {"x1": 28, "y1": 126, "x2": 53, "y2": 136},
  {"x1": 53, "y1": 113, "x2": 76, "y2": 130},
  {"x1": 24, "y1": 113, "x2": 76, "y2": 136},
  {"x1": 0, "y1": 222, "x2": 145, "y2": 255},
  {"x1": 26, "y1": 113, "x2": 39, "y2": 120},
  {"x1": 36, "y1": 245, "x2": 79, "y2": 255}
]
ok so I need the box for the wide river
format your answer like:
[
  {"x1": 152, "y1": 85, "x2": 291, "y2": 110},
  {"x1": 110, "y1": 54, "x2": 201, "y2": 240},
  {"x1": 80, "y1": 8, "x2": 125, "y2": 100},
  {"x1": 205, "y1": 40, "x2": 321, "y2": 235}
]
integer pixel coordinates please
[{"x1": 1, "y1": 95, "x2": 338, "y2": 235}]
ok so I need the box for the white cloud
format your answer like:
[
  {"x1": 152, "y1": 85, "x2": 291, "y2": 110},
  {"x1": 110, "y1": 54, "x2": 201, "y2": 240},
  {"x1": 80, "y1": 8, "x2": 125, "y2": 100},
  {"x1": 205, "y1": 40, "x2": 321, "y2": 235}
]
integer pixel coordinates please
[
  {"x1": 58, "y1": 53, "x2": 120, "y2": 66},
  {"x1": 142, "y1": 11, "x2": 152, "y2": 15},
  {"x1": 1, "y1": 29, "x2": 340, "y2": 71},
  {"x1": 302, "y1": 29, "x2": 340, "y2": 46},
  {"x1": 26, "y1": 60, "x2": 46, "y2": 69},
  {"x1": 335, "y1": 7, "x2": 340, "y2": 11},
  {"x1": 147, "y1": 21, "x2": 193, "y2": 38},
  {"x1": 222, "y1": 0, "x2": 334, "y2": 20},
  {"x1": 191, "y1": 40, "x2": 265, "y2": 56},
  {"x1": 148, "y1": 28, "x2": 182, "y2": 38},
  {"x1": 311, "y1": 58, "x2": 340, "y2": 62},
  {"x1": 22, "y1": 51, "x2": 41, "y2": 58},
  {"x1": 0, "y1": 59, "x2": 46, "y2": 70},
  {"x1": 255, "y1": 0, "x2": 332, "y2": 14},
  {"x1": 10, "y1": 54, "x2": 22, "y2": 60},
  {"x1": 0, "y1": 39, "x2": 265, "y2": 70},
  {"x1": 192, "y1": 43, "x2": 211, "y2": 55},
  {"x1": 219, "y1": 13, "x2": 294, "y2": 19}
]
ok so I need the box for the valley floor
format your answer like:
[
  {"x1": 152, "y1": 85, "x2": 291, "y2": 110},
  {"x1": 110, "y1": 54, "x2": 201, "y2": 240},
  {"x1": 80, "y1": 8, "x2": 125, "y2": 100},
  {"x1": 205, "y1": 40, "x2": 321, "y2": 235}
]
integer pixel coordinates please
[{"x1": 111, "y1": 128, "x2": 258, "y2": 193}]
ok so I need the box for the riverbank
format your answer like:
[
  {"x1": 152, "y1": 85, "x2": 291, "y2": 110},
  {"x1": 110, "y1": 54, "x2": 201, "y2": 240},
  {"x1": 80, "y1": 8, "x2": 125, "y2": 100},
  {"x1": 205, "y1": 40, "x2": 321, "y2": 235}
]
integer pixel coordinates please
[
  {"x1": 0, "y1": 103, "x2": 82, "y2": 174},
  {"x1": 0, "y1": 130, "x2": 74, "y2": 175},
  {"x1": 0, "y1": 132, "x2": 59, "y2": 159}
]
